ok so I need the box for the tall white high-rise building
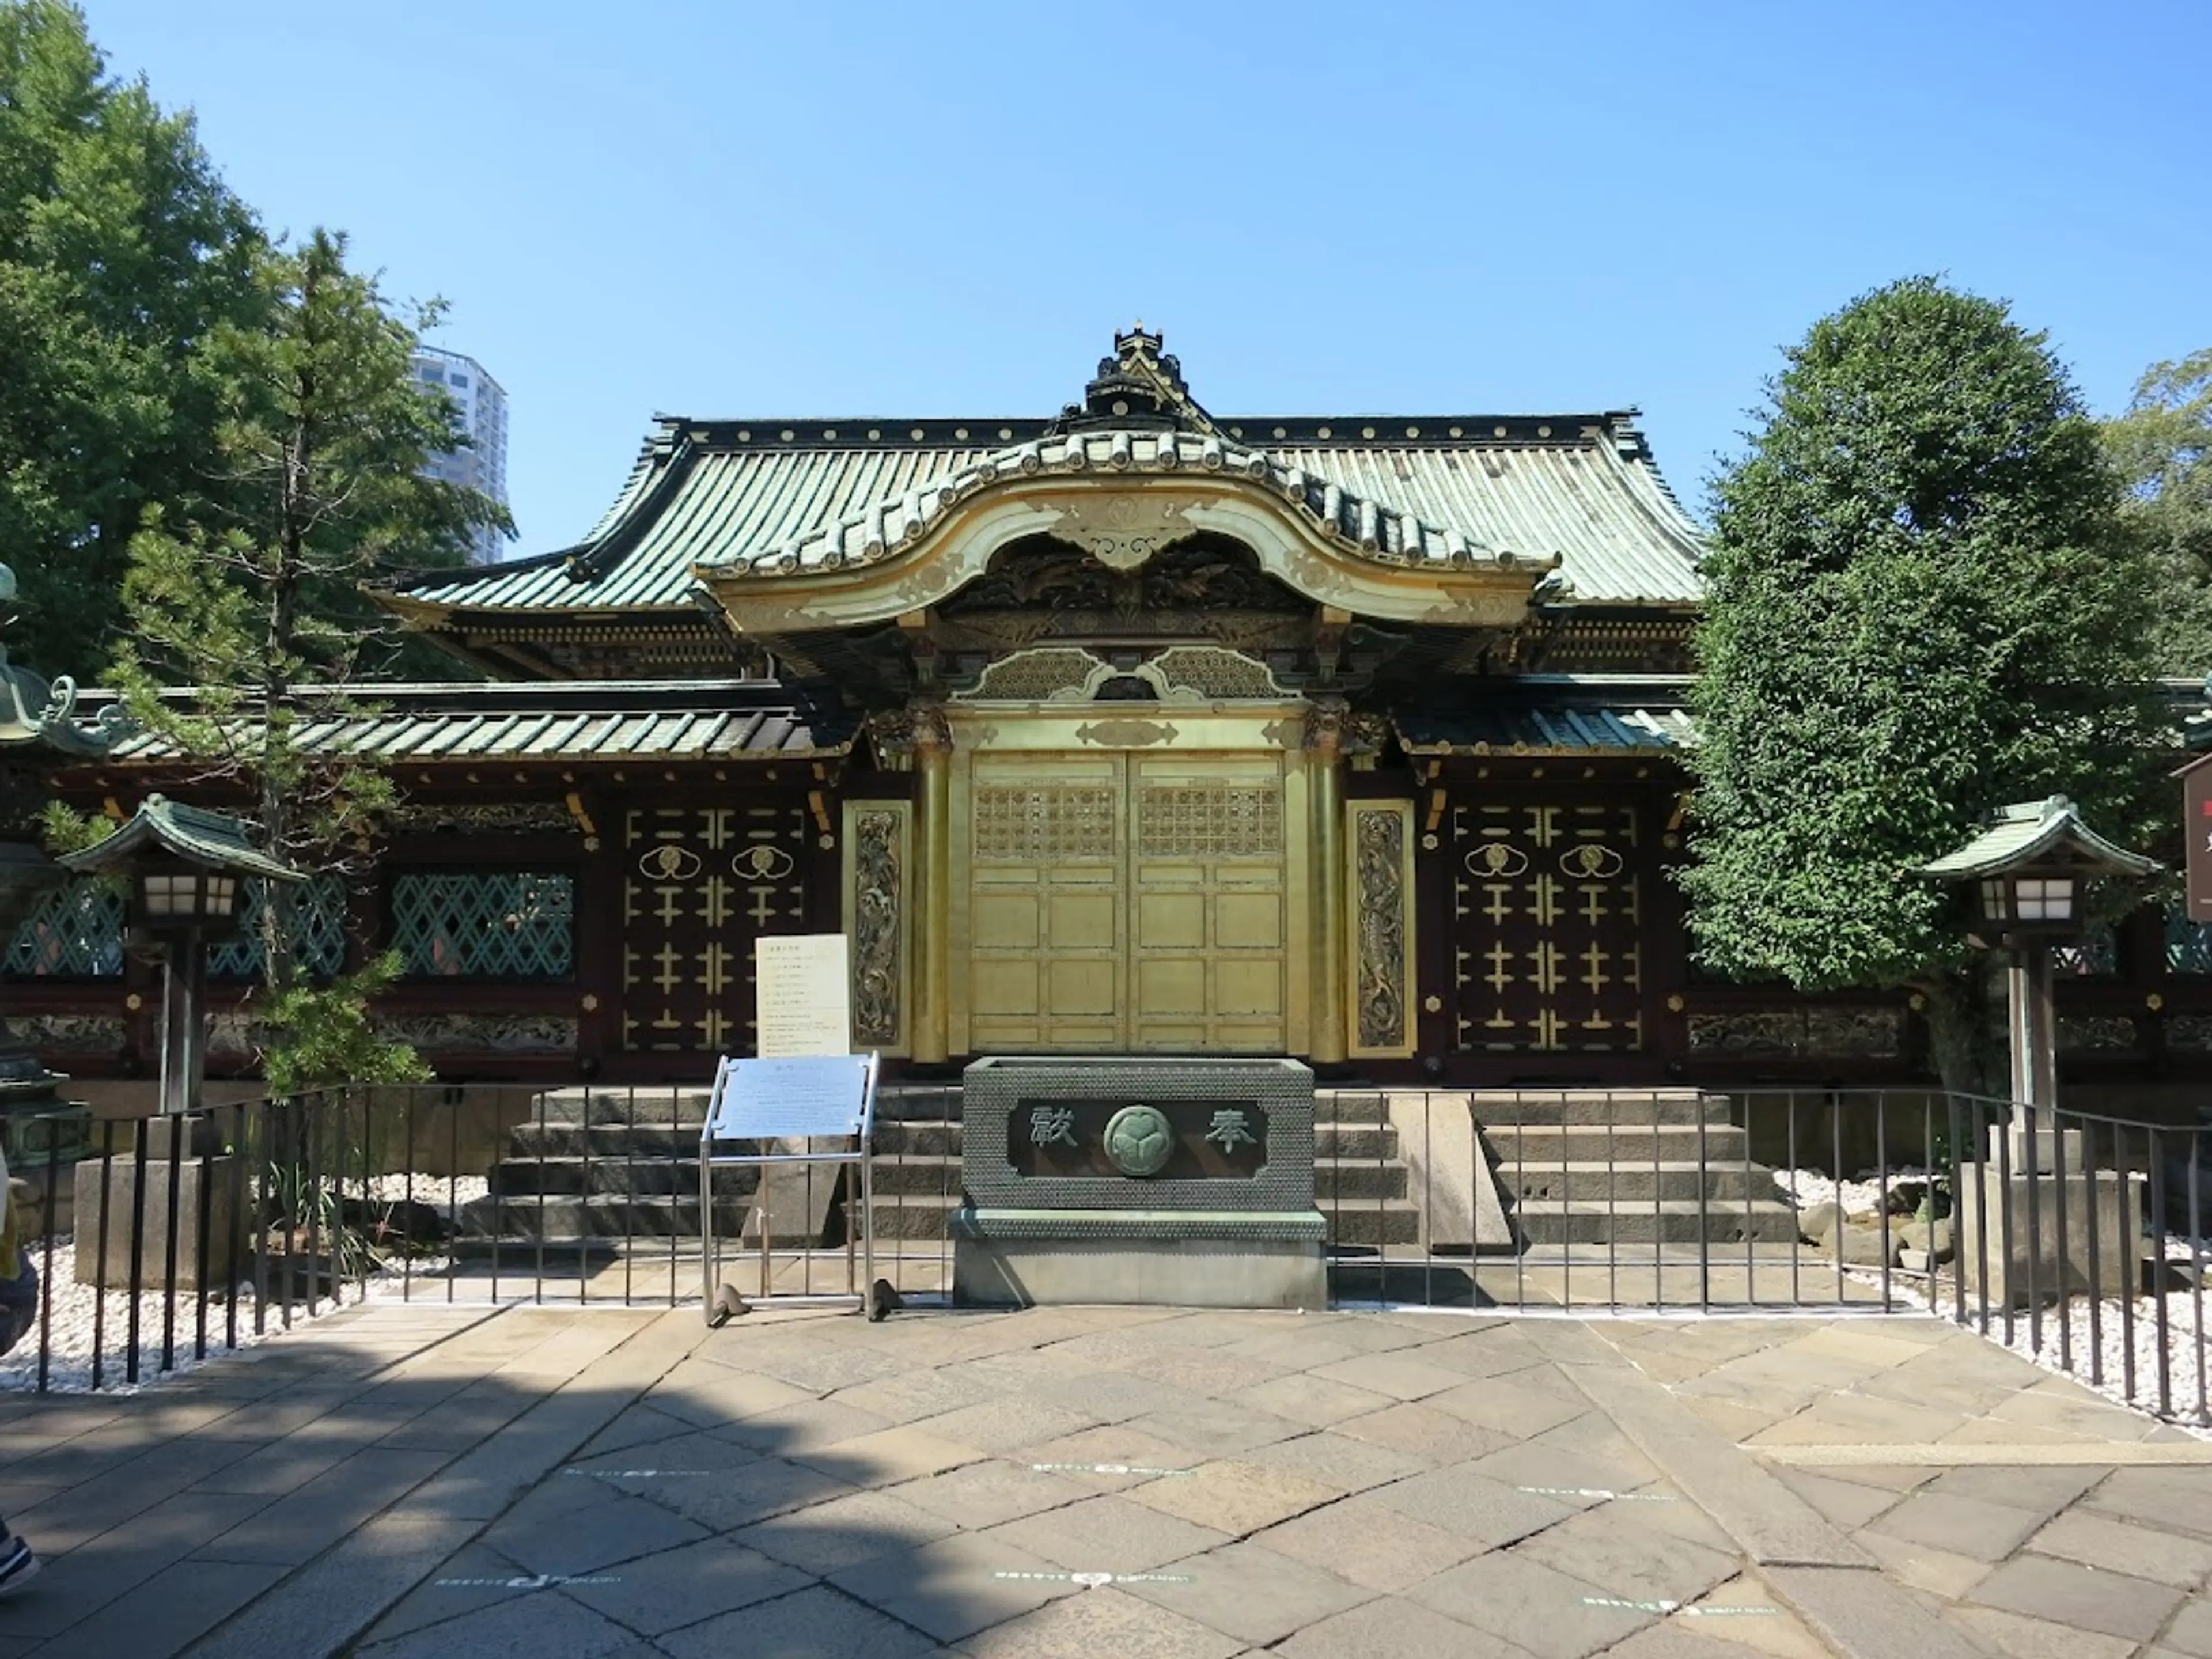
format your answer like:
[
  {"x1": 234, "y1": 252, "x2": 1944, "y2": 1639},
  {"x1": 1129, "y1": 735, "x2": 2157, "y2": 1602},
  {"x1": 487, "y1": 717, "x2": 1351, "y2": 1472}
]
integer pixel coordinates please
[{"x1": 412, "y1": 345, "x2": 510, "y2": 565}]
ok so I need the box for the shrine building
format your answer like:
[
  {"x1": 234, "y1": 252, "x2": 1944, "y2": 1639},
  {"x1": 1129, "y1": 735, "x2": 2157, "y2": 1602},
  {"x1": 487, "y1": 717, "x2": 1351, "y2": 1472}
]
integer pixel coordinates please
[{"x1": 16, "y1": 329, "x2": 2204, "y2": 1105}]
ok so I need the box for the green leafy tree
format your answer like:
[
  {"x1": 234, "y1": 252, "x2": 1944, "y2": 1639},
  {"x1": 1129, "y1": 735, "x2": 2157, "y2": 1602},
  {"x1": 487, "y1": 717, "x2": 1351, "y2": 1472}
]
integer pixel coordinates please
[
  {"x1": 1680, "y1": 277, "x2": 2164, "y2": 1094},
  {"x1": 0, "y1": 1, "x2": 267, "y2": 672},
  {"x1": 111, "y1": 229, "x2": 503, "y2": 1088},
  {"x1": 2105, "y1": 350, "x2": 2212, "y2": 675}
]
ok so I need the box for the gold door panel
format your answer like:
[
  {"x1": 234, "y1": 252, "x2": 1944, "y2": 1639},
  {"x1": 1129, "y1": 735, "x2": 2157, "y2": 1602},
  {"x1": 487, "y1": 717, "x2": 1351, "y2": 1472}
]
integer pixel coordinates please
[
  {"x1": 965, "y1": 755, "x2": 1126, "y2": 1051},
  {"x1": 958, "y1": 749, "x2": 1290, "y2": 1053},
  {"x1": 1131, "y1": 755, "x2": 1287, "y2": 1052}
]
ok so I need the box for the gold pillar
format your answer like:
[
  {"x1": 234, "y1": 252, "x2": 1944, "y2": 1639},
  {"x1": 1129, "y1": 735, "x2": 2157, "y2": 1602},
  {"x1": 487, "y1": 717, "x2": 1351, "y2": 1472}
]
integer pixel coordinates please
[
  {"x1": 910, "y1": 710, "x2": 953, "y2": 1063},
  {"x1": 1307, "y1": 704, "x2": 1347, "y2": 1065}
]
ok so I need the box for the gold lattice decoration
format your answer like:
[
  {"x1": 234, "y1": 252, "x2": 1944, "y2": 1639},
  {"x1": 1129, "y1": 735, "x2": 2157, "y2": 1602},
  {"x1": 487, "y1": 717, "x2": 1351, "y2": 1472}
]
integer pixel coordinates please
[
  {"x1": 1138, "y1": 785, "x2": 1283, "y2": 859},
  {"x1": 1449, "y1": 800, "x2": 1642, "y2": 1053},
  {"x1": 965, "y1": 647, "x2": 1105, "y2": 701},
  {"x1": 973, "y1": 786, "x2": 1118, "y2": 861},
  {"x1": 1150, "y1": 646, "x2": 1282, "y2": 699}
]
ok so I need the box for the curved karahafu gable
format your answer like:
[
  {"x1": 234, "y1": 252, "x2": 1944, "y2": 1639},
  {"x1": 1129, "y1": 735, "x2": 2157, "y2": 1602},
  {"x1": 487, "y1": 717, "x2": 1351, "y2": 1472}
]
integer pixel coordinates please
[{"x1": 695, "y1": 424, "x2": 1559, "y2": 635}]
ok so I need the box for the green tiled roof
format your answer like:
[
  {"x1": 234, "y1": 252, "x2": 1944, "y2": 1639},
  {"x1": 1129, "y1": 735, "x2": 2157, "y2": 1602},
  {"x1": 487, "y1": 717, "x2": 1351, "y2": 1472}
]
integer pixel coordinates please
[
  {"x1": 62, "y1": 794, "x2": 302, "y2": 882},
  {"x1": 1393, "y1": 676, "x2": 1695, "y2": 755},
  {"x1": 1920, "y1": 796, "x2": 2161, "y2": 881},
  {"x1": 81, "y1": 682, "x2": 854, "y2": 766},
  {"x1": 392, "y1": 410, "x2": 1705, "y2": 620}
]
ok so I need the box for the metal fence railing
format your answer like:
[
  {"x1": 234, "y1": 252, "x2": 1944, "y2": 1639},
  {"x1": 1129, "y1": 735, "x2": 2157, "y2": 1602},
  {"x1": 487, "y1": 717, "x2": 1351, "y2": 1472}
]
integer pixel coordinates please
[{"x1": 3, "y1": 1080, "x2": 2205, "y2": 1427}]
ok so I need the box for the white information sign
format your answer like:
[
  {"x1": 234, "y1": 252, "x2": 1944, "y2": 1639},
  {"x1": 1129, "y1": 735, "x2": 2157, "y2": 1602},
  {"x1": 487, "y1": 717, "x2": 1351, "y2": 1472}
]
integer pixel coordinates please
[
  {"x1": 753, "y1": 934, "x2": 851, "y2": 1058},
  {"x1": 706, "y1": 1053, "x2": 876, "y2": 1142}
]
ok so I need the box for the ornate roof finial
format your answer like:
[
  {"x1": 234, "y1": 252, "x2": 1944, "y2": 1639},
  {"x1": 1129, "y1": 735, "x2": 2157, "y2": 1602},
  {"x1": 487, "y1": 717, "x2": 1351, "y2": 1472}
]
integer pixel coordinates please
[
  {"x1": 1068, "y1": 325, "x2": 1215, "y2": 435},
  {"x1": 0, "y1": 562, "x2": 118, "y2": 757}
]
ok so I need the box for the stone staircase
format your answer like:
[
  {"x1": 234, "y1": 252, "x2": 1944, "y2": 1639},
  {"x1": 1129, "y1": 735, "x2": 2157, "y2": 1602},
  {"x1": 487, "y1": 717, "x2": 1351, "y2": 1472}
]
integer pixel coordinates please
[
  {"x1": 453, "y1": 1083, "x2": 1786, "y2": 1258},
  {"x1": 456, "y1": 1082, "x2": 1421, "y2": 1253},
  {"x1": 1467, "y1": 1088, "x2": 1802, "y2": 1248}
]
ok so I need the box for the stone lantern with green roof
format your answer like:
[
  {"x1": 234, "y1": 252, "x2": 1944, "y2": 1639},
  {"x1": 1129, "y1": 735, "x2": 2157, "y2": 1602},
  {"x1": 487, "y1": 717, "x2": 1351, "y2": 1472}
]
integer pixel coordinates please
[
  {"x1": 1923, "y1": 797, "x2": 2162, "y2": 1308},
  {"x1": 62, "y1": 794, "x2": 302, "y2": 1119},
  {"x1": 0, "y1": 560, "x2": 122, "y2": 1173},
  {"x1": 1922, "y1": 795, "x2": 2161, "y2": 1138}
]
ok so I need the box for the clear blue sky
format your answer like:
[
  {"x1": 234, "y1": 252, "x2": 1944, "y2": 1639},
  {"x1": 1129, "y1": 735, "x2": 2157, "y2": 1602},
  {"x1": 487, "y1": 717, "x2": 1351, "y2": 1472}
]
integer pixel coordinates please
[{"x1": 83, "y1": 1, "x2": 2211, "y2": 556}]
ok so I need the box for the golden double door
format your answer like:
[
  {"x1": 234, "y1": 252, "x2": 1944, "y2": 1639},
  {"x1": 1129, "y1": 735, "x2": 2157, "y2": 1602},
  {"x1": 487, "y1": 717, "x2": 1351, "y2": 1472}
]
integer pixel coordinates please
[{"x1": 956, "y1": 751, "x2": 1292, "y2": 1053}]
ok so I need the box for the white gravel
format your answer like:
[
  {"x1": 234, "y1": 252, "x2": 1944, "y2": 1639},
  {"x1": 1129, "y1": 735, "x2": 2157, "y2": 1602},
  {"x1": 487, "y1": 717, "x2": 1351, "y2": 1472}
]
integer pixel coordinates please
[
  {"x1": 1772, "y1": 1166, "x2": 2212, "y2": 1433},
  {"x1": 1872, "y1": 1264, "x2": 2212, "y2": 1435},
  {"x1": 0, "y1": 1232, "x2": 456, "y2": 1396},
  {"x1": 1771, "y1": 1166, "x2": 1938, "y2": 1219},
  {"x1": 359, "y1": 1173, "x2": 490, "y2": 1215}
]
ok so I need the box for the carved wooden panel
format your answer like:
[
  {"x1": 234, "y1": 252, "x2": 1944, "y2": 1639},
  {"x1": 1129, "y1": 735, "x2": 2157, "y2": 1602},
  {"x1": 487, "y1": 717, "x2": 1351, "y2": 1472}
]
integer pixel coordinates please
[
  {"x1": 620, "y1": 801, "x2": 808, "y2": 1054},
  {"x1": 843, "y1": 800, "x2": 911, "y2": 1055},
  {"x1": 1347, "y1": 800, "x2": 1416, "y2": 1059},
  {"x1": 1448, "y1": 797, "x2": 1645, "y2": 1054}
]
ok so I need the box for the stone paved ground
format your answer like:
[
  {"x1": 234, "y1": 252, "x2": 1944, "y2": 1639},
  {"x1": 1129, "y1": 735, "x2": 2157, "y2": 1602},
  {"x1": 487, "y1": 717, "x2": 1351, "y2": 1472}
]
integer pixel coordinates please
[
  {"x1": 1602, "y1": 1318, "x2": 2212, "y2": 1659},
  {"x1": 0, "y1": 1300, "x2": 2203, "y2": 1657}
]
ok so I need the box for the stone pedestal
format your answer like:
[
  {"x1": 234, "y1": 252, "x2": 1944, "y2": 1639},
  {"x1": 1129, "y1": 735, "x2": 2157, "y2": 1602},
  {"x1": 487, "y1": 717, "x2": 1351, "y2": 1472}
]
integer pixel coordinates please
[
  {"x1": 953, "y1": 1057, "x2": 1325, "y2": 1310},
  {"x1": 1955, "y1": 1161, "x2": 2142, "y2": 1309},
  {"x1": 74, "y1": 1152, "x2": 247, "y2": 1292},
  {"x1": 1998, "y1": 1122, "x2": 2088, "y2": 1176}
]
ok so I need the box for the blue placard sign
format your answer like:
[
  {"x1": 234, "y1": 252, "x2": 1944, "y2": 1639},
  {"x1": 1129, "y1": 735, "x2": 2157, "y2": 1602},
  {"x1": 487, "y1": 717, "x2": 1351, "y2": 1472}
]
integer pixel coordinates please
[{"x1": 706, "y1": 1054, "x2": 875, "y2": 1142}]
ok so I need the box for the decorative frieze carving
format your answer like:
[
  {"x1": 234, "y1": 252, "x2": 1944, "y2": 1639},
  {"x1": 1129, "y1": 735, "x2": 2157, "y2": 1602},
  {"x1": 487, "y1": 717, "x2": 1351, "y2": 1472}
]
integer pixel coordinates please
[
  {"x1": 2058, "y1": 1014, "x2": 2138, "y2": 1054},
  {"x1": 395, "y1": 802, "x2": 576, "y2": 835},
  {"x1": 0, "y1": 1014, "x2": 124, "y2": 1052},
  {"x1": 1687, "y1": 1007, "x2": 1903, "y2": 1058},
  {"x1": 378, "y1": 1014, "x2": 579, "y2": 1052}
]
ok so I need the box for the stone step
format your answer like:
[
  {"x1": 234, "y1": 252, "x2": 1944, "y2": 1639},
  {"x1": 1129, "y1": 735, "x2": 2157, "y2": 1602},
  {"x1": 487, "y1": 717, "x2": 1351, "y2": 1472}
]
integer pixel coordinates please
[
  {"x1": 1321, "y1": 1199, "x2": 1422, "y2": 1246},
  {"x1": 1313, "y1": 1124, "x2": 1404, "y2": 1161},
  {"x1": 528, "y1": 1084, "x2": 964, "y2": 1131},
  {"x1": 490, "y1": 1157, "x2": 762, "y2": 1199},
  {"x1": 1465, "y1": 1090, "x2": 1736, "y2": 1127},
  {"x1": 1478, "y1": 1124, "x2": 1749, "y2": 1163},
  {"x1": 529, "y1": 1089, "x2": 713, "y2": 1128},
  {"x1": 1309, "y1": 1093, "x2": 1393, "y2": 1124},
  {"x1": 507, "y1": 1119, "x2": 953, "y2": 1158},
  {"x1": 866, "y1": 1153, "x2": 965, "y2": 1198},
  {"x1": 872, "y1": 1121, "x2": 963, "y2": 1156},
  {"x1": 457, "y1": 1192, "x2": 763, "y2": 1244},
  {"x1": 1507, "y1": 1198, "x2": 1804, "y2": 1246},
  {"x1": 510, "y1": 1122, "x2": 717, "y2": 1158},
  {"x1": 1495, "y1": 1161, "x2": 1778, "y2": 1205}
]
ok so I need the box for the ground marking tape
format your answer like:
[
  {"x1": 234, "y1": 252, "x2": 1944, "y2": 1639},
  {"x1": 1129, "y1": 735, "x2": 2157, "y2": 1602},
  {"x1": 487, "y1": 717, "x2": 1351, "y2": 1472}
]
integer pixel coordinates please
[
  {"x1": 562, "y1": 1469, "x2": 717, "y2": 1479},
  {"x1": 1582, "y1": 1598, "x2": 1778, "y2": 1617},
  {"x1": 1519, "y1": 1486, "x2": 1678, "y2": 1502},
  {"x1": 994, "y1": 1570, "x2": 1195, "y2": 1586},
  {"x1": 1029, "y1": 1461, "x2": 1195, "y2": 1478},
  {"x1": 437, "y1": 1574, "x2": 622, "y2": 1589}
]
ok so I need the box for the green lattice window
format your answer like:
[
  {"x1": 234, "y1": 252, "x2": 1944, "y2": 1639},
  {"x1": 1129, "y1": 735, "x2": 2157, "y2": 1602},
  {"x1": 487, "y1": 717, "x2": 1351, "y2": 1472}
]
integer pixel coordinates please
[
  {"x1": 392, "y1": 871, "x2": 574, "y2": 982},
  {"x1": 2167, "y1": 908, "x2": 2212, "y2": 976},
  {"x1": 210, "y1": 876, "x2": 350, "y2": 981},
  {"x1": 2053, "y1": 924, "x2": 2119, "y2": 979},
  {"x1": 5, "y1": 877, "x2": 125, "y2": 979}
]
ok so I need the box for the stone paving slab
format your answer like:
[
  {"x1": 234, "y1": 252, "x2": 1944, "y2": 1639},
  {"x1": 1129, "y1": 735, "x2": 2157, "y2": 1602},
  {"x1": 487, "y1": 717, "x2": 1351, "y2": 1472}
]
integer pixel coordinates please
[{"x1": 6, "y1": 1300, "x2": 2212, "y2": 1657}]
